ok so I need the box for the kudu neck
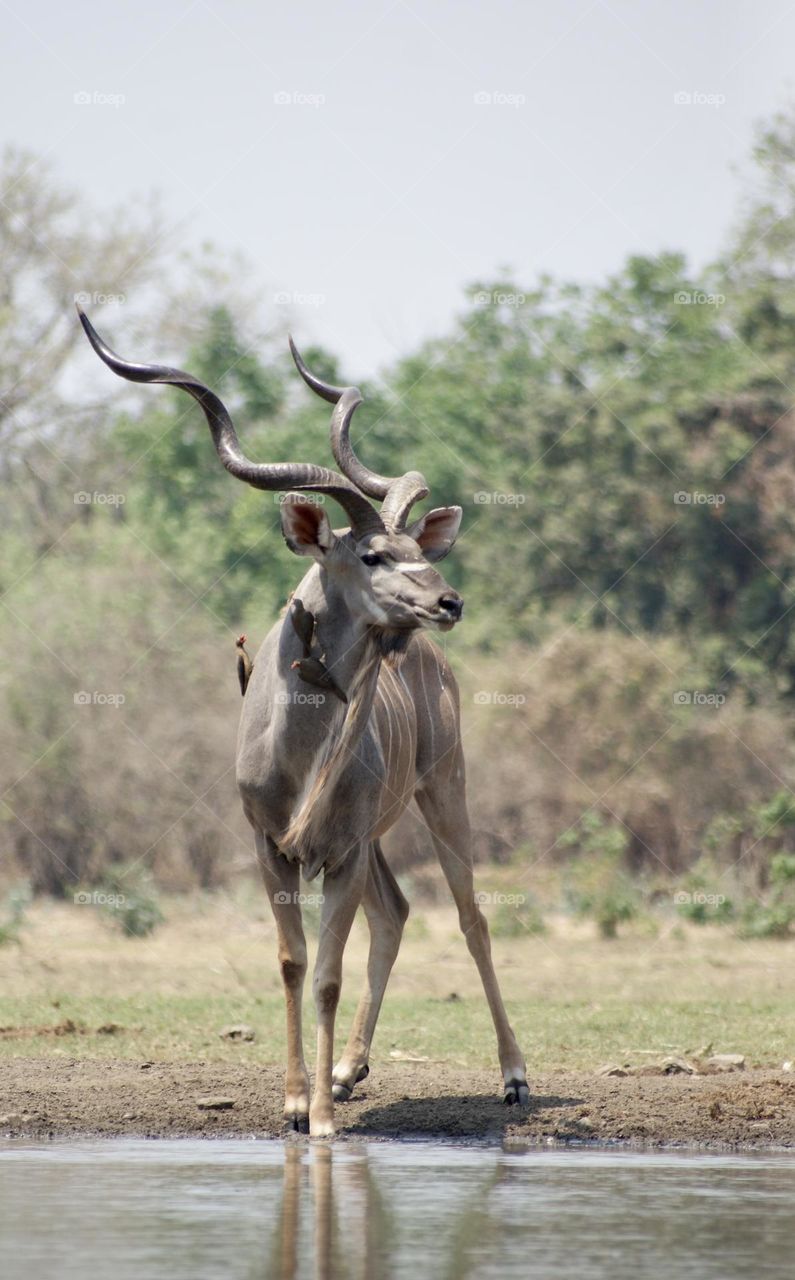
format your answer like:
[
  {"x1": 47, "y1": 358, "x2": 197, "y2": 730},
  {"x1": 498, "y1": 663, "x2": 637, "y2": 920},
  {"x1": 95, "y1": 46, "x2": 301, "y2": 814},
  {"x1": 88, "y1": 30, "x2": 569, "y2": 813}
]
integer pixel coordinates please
[
  {"x1": 278, "y1": 563, "x2": 386, "y2": 870},
  {"x1": 289, "y1": 563, "x2": 372, "y2": 678}
]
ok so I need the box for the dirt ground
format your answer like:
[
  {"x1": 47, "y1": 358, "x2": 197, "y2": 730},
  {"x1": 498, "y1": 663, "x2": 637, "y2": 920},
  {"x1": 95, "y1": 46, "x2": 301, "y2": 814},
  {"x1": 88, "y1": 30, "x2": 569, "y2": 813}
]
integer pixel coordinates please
[
  {"x1": 1, "y1": 894, "x2": 793, "y2": 1148},
  {"x1": 1, "y1": 1058, "x2": 793, "y2": 1148}
]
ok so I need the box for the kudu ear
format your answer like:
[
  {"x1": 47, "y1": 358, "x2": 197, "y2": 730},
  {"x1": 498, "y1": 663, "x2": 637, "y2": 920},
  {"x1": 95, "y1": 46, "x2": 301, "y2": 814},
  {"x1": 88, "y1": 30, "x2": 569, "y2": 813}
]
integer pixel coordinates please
[
  {"x1": 406, "y1": 506, "x2": 462, "y2": 563},
  {"x1": 280, "y1": 495, "x2": 336, "y2": 558}
]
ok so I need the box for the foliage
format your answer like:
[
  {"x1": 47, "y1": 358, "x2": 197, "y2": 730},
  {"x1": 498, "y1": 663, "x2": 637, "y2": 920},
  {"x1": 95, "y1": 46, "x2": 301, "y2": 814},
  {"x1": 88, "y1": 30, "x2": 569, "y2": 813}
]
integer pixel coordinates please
[
  {"x1": 738, "y1": 853, "x2": 795, "y2": 939},
  {"x1": 752, "y1": 791, "x2": 795, "y2": 840},
  {"x1": 674, "y1": 860, "x2": 735, "y2": 925},
  {"x1": 560, "y1": 814, "x2": 639, "y2": 938},
  {"x1": 0, "y1": 886, "x2": 31, "y2": 945},
  {"x1": 98, "y1": 868, "x2": 164, "y2": 938},
  {"x1": 488, "y1": 893, "x2": 546, "y2": 938}
]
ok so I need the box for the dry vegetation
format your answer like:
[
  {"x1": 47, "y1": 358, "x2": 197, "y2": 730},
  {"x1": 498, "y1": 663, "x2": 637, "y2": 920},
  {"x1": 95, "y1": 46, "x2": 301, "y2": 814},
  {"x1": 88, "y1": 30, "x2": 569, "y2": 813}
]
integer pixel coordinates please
[
  {"x1": 0, "y1": 879, "x2": 792, "y2": 1073},
  {"x1": 5, "y1": 597, "x2": 795, "y2": 905}
]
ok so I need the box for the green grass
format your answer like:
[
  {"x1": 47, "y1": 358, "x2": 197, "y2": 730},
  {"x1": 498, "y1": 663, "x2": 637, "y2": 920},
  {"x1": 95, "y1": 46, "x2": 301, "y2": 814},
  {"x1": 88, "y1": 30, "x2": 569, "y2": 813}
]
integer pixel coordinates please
[
  {"x1": 0, "y1": 894, "x2": 792, "y2": 1072},
  {"x1": 0, "y1": 991, "x2": 790, "y2": 1072}
]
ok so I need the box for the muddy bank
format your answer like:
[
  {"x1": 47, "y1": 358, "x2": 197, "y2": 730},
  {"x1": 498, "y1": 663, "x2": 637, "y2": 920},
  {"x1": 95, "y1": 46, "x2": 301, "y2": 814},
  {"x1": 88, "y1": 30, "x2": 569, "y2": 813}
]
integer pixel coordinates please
[{"x1": 1, "y1": 1059, "x2": 793, "y2": 1148}]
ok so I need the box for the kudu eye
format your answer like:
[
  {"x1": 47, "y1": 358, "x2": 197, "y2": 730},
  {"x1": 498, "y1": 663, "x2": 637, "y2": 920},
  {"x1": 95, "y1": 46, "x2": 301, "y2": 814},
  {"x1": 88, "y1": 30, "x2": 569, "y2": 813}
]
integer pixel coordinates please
[{"x1": 361, "y1": 552, "x2": 383, "y2": 568}]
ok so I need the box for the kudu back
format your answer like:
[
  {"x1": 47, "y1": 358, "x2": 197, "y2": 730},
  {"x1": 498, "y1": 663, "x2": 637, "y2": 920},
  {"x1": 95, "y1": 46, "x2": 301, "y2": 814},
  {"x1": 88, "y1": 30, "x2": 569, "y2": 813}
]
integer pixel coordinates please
[{"x1": 78, "y1": 307, "x2": 528, "y2": 1135}]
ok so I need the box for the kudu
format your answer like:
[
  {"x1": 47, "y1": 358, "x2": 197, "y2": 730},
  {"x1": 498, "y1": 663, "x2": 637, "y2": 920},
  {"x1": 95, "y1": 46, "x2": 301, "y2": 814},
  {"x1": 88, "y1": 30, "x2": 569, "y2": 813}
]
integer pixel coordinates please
[{"x1": 78, "y1": 307, "x2": 529, "y2": 1136}]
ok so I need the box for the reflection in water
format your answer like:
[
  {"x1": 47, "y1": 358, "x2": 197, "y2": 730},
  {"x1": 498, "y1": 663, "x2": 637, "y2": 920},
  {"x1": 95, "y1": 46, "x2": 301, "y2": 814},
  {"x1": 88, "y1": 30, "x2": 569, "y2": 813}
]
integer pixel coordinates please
[
  {"x1": 0, "y1": 1139, "x2": 794, "y2": 1280},
  {"x1": 274, "y1": 1145, "x2": 392, "y2": 1280},
  {"x1": 272, "y1": 1144, "x2": 535, "y2": 1280}
]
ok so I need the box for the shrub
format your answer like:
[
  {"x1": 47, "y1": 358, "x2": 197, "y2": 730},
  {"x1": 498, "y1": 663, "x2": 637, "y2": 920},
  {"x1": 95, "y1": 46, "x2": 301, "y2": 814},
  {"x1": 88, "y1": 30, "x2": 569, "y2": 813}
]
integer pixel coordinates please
[
  {"x1": 461, "y1": 628, "x2": 795, "y2": 879},
  {"x1": 560, "y1": 814, "x2": 639, "y2": 938},
  {"x1": 489, "y1": 893, "x2": 546, "y2": 938},
  {"x1": 675, "y1": 860, "x2": 735, "y2": 924},
  {"x1": 0, "y1": 886, "x2": 30, "y2": 945},
  {"x1": 98, "y1": 868, "x2": 164, "y2": 938},
  {"x1": 738, "y1": 853, "x2": 795, "y2": 938}
]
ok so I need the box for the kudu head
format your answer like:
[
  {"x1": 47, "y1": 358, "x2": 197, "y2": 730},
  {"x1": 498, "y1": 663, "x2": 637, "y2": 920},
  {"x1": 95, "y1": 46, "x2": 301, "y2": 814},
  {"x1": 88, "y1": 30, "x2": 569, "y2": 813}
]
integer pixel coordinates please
[{"x1": 76, "y1": 309, "x2": 464, "y2": 633}]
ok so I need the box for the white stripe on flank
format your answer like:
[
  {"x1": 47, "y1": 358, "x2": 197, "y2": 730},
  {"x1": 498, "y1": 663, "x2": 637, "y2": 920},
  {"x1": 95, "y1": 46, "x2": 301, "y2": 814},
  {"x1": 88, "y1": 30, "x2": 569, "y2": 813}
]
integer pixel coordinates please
[
  {"x1": 418, "y1": 645, "x2": 435, "y2": 763},
  {"x1": 375, "y1": 684, "x2": 392, "y2": 771},
  {"x1": 395, "y1": 665, "x2": 415, "y2": 793}
]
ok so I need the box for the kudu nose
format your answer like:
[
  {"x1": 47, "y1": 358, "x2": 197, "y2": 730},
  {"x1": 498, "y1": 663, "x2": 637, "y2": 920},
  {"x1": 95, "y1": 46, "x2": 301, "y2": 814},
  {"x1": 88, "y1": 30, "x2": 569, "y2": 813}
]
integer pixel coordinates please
[{"x1": 438, "y1": 592, "x2": 464, "y2": 620}]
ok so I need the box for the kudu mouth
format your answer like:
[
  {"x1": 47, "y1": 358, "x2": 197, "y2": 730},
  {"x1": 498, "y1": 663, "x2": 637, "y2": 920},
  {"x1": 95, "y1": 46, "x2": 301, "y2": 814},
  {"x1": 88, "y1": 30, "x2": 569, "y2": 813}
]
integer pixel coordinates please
[{"x1": 414, "y1": 597, "x2": 464, "y2": 632}]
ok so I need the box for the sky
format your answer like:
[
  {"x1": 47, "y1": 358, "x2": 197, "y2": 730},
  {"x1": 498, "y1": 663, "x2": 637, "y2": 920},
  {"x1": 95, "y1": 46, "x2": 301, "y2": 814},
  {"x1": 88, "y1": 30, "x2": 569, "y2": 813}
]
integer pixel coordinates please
[{"x1": 3, "y1": 0, "x2": 795, "y2": 376}]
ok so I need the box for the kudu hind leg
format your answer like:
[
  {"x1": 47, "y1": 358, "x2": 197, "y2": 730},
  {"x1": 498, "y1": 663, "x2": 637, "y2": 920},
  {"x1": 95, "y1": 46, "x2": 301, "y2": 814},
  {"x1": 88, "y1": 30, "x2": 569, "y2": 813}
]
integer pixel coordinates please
[
  {"x1": 256, "y1": 831, "x2": 310, "y2": 1131},
  {"x1": 332, "y1": 839, "x2": 409, "y2": 1100},
  {"x1": 416, "y1": 787, "x2": 529, "y2": 1104}
]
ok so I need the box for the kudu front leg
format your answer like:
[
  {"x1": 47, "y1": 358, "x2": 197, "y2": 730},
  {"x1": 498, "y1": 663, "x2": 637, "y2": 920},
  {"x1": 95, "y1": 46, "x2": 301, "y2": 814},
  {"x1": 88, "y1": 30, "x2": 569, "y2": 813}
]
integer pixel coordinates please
[
  {"x1": 256, "y1": 832, "x2": 311, "y2": 1131},
  {"x1": 310, "y1": 845, "x2": 368, "y2": 1137}
]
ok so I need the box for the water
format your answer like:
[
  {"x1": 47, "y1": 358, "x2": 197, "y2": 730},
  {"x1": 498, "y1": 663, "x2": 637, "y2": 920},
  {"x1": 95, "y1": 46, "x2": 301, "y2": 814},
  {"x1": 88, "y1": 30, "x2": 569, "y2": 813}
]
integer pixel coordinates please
[{"x1": 0, "y1": 1140, "x2": 792, "y2": 1279}]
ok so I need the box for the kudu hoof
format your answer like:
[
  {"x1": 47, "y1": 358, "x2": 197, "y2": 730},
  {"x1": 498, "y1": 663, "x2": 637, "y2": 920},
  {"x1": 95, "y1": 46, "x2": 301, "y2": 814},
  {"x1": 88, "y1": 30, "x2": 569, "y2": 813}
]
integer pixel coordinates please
[
  {"x1": 503, "y1": 1079, "x2": 531, "y2": 1107},
  {"x1": 331, "y1": 1063, "x2": 369, "y2": 1103}
]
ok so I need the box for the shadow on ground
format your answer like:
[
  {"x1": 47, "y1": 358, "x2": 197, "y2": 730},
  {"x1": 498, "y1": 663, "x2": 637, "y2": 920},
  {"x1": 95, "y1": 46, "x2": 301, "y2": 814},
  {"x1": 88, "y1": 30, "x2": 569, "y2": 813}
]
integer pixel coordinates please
[{"x1": 345, "y1": 1089, "x2": 584, "y2": 1140}]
